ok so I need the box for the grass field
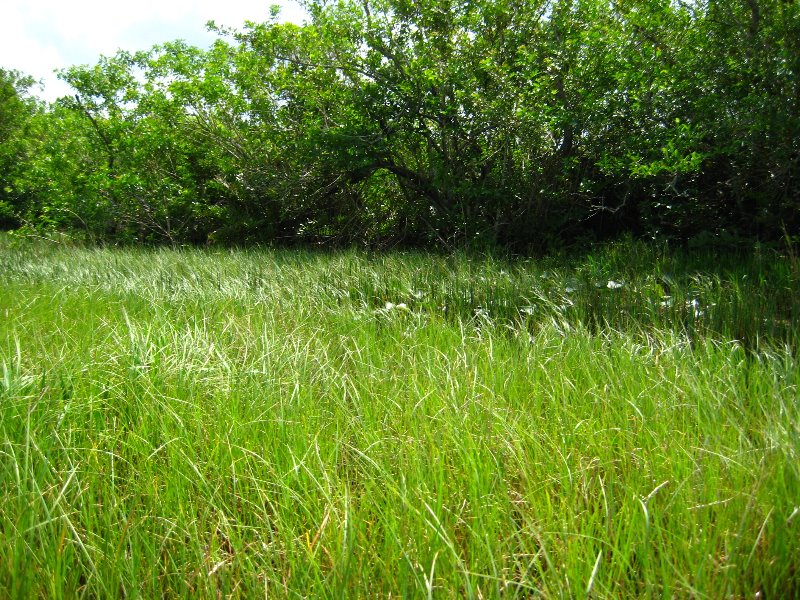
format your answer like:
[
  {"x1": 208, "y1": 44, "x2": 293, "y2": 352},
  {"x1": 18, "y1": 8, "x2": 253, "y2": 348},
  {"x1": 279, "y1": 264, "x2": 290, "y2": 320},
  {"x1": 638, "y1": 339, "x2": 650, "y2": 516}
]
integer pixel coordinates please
[{"x1": 1, "y1": 235, "x2": 798, "y2": 598}]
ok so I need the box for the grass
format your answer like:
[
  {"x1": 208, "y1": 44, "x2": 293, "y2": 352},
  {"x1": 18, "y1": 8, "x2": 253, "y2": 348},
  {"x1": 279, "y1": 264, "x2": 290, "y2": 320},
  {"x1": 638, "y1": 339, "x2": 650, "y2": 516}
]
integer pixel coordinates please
[{"x1": 0, "y1": 234, "x2": 798, "y2": 598}]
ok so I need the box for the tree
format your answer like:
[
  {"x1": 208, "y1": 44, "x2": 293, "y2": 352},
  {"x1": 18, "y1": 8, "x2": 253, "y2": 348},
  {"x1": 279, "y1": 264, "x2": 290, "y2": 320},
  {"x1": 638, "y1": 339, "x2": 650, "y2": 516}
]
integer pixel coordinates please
[
  {"x1": 0, "y1": 68, "x2": 40, "y2": 229},
  {"x1": 7, "y1": 0, "x2": 798, "y2": 248}
]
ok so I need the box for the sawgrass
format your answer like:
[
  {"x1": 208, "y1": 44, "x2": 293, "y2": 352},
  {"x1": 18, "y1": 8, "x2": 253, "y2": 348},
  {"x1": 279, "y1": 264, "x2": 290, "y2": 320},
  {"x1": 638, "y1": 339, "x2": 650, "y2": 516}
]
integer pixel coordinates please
[{"x1": 0, "y1": 235, "x2": 798, "y2": 597}]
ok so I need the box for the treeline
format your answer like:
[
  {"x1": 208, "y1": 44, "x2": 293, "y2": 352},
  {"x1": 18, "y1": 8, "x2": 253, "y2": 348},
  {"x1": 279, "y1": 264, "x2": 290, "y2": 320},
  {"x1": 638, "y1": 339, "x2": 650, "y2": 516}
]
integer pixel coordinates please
[{"x1": 1, "y1": 0, "x2": 799, "y2": 249}]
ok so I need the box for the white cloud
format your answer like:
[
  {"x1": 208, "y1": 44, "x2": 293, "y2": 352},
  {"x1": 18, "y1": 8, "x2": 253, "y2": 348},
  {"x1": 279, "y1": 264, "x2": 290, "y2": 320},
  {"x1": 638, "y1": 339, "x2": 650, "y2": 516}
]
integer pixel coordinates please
[{"x1": 0, "y1": 0, "x2": 307, "y2": 101}]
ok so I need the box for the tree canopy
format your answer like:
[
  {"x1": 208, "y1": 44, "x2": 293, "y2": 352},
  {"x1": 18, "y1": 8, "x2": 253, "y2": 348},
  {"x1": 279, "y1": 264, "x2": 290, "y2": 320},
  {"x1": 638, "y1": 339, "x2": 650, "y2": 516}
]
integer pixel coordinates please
[{"x1": 1, "y1": 0, "x2": 798, "y2": 249}]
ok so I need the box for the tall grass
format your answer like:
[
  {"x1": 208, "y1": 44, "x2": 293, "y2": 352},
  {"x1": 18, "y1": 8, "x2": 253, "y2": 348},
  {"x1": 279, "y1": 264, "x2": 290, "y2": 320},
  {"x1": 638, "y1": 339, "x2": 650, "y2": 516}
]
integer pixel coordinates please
[{"x1": 0, "y1": 235, "x2": 798, "y2": 597}]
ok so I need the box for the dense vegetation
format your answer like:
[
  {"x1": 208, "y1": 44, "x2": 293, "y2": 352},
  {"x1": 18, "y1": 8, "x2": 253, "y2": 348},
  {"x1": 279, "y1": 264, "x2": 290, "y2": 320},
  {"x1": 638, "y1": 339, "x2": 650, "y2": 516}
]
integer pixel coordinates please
[
  {"x1": 1, "y1": 0, "x2": 799, "y2": 249},
  {"x1": 0, "y1": 236, "x2": 798, "y2": 597},
  {"x1": 3, "y1": 3, "x2": 798, "y2": 595}
]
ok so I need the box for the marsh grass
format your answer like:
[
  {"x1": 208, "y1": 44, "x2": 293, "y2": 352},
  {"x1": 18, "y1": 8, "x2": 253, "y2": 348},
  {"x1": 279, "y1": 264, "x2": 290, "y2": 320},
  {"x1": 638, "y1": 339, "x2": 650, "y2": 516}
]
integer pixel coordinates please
[{"x1": 0, "y1": 235, "x2": 798, "y2": 597}]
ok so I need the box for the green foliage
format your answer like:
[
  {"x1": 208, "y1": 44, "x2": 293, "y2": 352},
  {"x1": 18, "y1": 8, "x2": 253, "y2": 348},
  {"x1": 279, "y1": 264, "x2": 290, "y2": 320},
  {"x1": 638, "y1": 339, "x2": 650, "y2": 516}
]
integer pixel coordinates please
[
  {"x1": 0, "y1": 69, "x2": 42, "y2": 229},
  {"x1": 1, "y1": 0, "x2": 799, "y2": 247}
]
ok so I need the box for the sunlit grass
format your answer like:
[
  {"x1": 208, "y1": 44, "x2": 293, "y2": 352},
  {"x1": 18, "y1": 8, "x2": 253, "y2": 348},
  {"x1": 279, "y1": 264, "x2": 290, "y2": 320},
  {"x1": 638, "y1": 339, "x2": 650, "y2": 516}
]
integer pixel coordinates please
[{"x1": 0, "y1": 235, "x2": 798, "y2": 597}]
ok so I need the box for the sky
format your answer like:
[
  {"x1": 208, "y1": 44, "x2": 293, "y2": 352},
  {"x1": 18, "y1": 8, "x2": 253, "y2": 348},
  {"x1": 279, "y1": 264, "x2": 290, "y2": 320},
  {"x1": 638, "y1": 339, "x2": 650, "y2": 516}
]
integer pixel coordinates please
[{"x1": 1, "y1": 0, "x2": 307, "y2": 101}]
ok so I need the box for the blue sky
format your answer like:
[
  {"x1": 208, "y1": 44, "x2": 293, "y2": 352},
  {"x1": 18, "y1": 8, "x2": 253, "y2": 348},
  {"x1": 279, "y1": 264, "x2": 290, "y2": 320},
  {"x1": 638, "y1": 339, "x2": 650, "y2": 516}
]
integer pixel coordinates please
[{"x1": 1, "y1": 1, "x2": 306, "y2": 101}]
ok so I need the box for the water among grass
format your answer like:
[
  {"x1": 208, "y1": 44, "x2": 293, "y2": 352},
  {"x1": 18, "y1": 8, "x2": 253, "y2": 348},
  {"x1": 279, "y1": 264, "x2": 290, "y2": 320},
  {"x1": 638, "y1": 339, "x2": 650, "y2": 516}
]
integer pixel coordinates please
[{"x1": 0, "y1": 235, "x2": 798, "y2": 597}]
